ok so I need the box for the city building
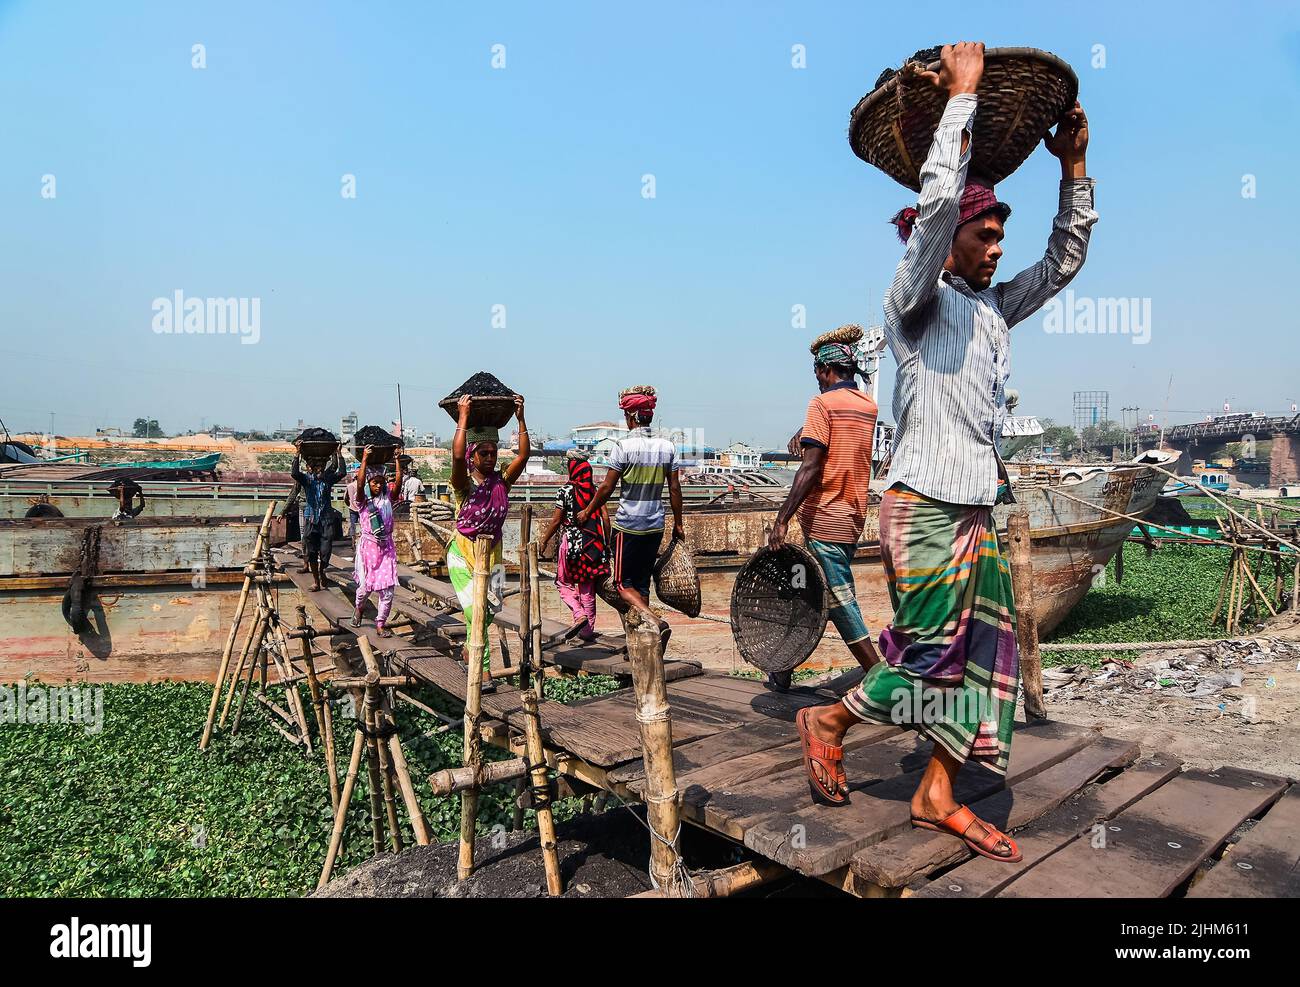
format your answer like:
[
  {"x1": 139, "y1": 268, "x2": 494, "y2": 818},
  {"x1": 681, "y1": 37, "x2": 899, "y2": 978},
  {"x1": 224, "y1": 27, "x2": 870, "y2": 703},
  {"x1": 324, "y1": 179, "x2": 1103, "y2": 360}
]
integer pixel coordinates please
[{"x1": 340, "y1": 412, "x2": 359, "y2": 442}]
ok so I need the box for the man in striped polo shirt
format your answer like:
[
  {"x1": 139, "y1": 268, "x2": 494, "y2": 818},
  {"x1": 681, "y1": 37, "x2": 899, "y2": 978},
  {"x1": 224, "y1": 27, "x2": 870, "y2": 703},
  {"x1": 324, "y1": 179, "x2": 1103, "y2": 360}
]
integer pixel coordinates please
[
  {"x1": 769, "y1": 324, "x2": 881, "y2": 690},
  {"x1": 578, "y1": 385, "x2": 684, "y2": 637}
]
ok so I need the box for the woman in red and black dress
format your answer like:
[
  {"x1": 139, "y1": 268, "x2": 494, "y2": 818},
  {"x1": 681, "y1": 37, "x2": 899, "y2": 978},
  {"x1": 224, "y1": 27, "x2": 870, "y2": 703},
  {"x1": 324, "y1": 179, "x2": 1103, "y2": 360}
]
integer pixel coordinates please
[{"x1": 539, "y1": 454, "x2": 609, "y2": 642}]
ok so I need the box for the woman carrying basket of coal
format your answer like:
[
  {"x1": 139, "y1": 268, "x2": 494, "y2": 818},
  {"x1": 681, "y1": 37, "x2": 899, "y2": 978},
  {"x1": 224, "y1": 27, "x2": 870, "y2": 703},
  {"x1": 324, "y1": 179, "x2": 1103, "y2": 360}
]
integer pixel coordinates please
[
  {"x1": 449, "y1": 392, "x2": 529, "y2": 678},
  {"x1": 351, "y1": 443, "x2": 405, "y2": 637},
  {"x1": 538, "y1": 453, "x2": 610, "y2": 643}
]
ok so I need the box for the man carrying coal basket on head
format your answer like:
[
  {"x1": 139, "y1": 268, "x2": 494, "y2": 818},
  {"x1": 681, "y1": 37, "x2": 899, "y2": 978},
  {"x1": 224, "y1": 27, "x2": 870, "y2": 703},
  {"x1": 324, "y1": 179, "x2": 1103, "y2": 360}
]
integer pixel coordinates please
[
  {"x1": 290, "y1": 438, "x2": 347, "y2": 592},
  {"x1": 795, "y1": 41, "x2": 1095, "y2": 864}
]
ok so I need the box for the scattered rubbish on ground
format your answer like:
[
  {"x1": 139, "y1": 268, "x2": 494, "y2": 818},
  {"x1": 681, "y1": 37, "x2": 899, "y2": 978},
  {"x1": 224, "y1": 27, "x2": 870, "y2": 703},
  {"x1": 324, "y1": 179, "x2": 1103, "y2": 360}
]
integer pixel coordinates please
[{"x1": 1044, "y1": 636, "x2": 1300, "y2": 723}]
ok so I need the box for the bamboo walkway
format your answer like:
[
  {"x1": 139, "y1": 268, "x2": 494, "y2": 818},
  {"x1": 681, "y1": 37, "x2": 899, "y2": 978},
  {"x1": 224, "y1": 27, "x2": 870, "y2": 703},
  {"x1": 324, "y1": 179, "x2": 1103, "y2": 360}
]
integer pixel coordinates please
[{"x1": 274, "y1": 544, "x2": 1297, "y2": 899}]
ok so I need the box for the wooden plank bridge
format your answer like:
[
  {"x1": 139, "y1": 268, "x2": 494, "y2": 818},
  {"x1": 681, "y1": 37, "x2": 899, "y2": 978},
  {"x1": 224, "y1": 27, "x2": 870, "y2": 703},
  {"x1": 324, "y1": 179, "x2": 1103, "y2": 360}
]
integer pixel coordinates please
[{"x1": 271, "y1": 542, "x2": 1296, "y2": 899}]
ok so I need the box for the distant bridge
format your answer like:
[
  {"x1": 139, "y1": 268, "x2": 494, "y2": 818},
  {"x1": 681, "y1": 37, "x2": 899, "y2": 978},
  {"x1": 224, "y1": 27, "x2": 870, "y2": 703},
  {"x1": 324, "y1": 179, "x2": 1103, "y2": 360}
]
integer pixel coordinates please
[
  {"x1": 1131, "y1": 414, "x2": 1300, "y2": 484},
  {"x1": 1135, "y1": 414, "x2": 1300, "y2": 445}
]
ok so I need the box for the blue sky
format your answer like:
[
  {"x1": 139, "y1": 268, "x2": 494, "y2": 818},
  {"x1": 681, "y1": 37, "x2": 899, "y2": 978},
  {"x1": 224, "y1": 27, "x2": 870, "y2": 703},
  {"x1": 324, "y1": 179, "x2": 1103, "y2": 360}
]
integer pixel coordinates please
[{"x1": 1, "y1": 0, "x2": 1297, "y2": 447}]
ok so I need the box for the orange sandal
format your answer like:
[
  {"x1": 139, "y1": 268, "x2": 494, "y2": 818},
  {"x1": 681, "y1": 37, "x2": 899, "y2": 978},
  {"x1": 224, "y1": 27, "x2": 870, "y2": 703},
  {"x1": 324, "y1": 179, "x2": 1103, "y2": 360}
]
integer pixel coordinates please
[
  {"x1": 911, "y1": 804, "x2": 1022, "y2": 862},
  {"x1": 796, "y1": 707, "x2": 848, "y2": 806}
]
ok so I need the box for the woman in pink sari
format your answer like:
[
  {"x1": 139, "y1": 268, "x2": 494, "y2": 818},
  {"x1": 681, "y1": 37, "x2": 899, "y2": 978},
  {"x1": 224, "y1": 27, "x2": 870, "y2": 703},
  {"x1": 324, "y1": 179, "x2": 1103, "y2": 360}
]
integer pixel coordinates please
[{"x1": 351, "y1": 444, "x2": 404, "y2": 637}]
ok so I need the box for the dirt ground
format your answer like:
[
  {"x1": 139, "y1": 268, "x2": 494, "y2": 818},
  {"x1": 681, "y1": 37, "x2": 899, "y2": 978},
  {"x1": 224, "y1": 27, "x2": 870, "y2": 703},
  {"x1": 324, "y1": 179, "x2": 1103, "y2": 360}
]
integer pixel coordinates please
[{"x1": 1040, "y1": 611, "x2": 1300, "y2": 779}]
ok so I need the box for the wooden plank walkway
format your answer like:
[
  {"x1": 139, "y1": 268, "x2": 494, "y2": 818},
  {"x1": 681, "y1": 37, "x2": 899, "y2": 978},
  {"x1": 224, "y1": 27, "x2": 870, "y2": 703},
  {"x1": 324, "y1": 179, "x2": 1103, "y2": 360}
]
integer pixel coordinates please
[
  {"x1": 272, "y1": 546, "x2": 702, "y2": 683},
  {"x1": 274, "y1": 545, "x2": 1297, "y2": 898}
]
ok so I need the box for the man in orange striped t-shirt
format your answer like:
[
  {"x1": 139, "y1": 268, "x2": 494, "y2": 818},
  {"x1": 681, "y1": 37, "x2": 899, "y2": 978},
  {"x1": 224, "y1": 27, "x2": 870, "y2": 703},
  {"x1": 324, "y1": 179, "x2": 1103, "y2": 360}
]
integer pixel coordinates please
[{"x1": 768, "y1": 325, "x2": 881, "y2": 689}]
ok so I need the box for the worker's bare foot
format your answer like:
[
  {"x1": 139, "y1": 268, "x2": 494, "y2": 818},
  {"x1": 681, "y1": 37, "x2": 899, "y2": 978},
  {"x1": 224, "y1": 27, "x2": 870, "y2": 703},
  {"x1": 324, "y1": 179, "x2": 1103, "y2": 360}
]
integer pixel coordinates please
[{"x1": 311, "y1": 578, "x2": 323, "y2": 592}]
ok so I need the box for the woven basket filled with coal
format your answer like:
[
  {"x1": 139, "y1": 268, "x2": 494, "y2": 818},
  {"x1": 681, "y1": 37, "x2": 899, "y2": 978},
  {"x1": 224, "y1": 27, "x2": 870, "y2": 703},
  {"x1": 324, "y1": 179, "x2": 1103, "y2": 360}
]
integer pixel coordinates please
[
  {"x1": 729, "y1": 544, "x2": 827, "y2": 673},
  {"x1": 294, "y1": 426, "x2": 340, "y2": 463},
  {"x1": 439, "y1": 371, "x2": 518, "y2": 428},
  {"x1": 848, "y1": 46, "x2": 1077, "y2": 192},
  {"x1": 350, "y1": 424, "x2": 401, "y2": 464},
  {"x1": 653, "y1": 536, "x2": 701, "y2": 618}
]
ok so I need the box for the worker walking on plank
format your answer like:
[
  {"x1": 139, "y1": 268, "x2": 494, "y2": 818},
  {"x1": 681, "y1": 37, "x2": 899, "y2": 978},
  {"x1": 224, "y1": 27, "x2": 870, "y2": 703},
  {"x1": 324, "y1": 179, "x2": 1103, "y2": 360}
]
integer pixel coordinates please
[
  {"x1": 796, "y1": 41, "x2": 1096, "y2": 863},
  {"x1": 577, "y1": 384, "x2": 684, "y2": 647},
  {"x1": 290, "y1": 441, "x2": 346, "y2": 592},
  {"x1": 769, "y1": 323, "x2": 882, "y2": 692},
  {"x1": 449, "y1": 392, "x2": 529, "y2": 685},
  {"x1": 352, "y1": 443, "x2": 405, "y2": 636}
]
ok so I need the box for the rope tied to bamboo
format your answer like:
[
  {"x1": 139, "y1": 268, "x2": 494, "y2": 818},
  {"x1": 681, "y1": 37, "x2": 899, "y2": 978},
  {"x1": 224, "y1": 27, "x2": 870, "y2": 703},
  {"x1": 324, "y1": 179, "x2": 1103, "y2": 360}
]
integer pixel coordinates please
[
  {"x1": 644, "y1": 819, "x2": 696, "y2": 898},
  {"x1": 635, "y1": 705, "x2": 673, "y2": 725}
]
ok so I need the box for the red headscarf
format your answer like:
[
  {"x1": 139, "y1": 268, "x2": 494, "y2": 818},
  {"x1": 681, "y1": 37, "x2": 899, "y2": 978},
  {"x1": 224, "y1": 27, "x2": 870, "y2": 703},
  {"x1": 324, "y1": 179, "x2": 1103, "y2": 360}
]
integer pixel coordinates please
[
  {"x1": 890, "y1": 175, "x2": 1011, "y2": 244},
  {"x1": 567, "y1": 456, "x2": 596, "y2": 510}
]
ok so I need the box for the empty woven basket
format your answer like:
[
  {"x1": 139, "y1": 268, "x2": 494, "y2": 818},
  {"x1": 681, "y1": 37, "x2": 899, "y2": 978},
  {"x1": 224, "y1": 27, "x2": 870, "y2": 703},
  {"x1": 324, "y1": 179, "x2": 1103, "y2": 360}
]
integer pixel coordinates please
[
  {"x1": 848, "y1": 46, "x2": 1078, "y2": 192},
  {"x1": 653, "y1": 536, "x2": 701, "y2": 618},
  {"x1": 730, "y1": 544, "x2": 827, "y2": 673}
]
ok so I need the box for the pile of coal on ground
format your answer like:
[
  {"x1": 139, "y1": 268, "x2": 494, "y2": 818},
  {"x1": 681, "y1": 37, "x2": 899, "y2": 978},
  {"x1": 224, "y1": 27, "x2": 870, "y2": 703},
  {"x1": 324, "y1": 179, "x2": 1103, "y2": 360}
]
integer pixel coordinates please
[
  {"x1": 312, "y1": 811, "x2": 651, "y2": 899},
  {"x1": 444, "y1": 371, "x2": 515, "y2": 400}
]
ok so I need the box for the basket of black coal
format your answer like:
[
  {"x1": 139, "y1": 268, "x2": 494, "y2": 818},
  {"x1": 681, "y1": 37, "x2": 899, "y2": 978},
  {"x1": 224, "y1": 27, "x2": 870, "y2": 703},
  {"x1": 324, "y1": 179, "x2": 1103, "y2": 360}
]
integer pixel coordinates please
[
  {"x1": 350, "y1": 424, "x2": 402, "y2": 464},
  {"x1": 439, "y1": 371, "x2": 519, "y2": 428},
  {"x1": 294, "y1": 426, "x2": 341, "y2": 465}
]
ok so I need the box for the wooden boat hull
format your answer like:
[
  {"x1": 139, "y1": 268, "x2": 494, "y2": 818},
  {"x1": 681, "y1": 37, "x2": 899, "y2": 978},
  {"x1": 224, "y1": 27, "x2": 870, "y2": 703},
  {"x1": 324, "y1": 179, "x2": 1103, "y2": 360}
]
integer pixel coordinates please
[{"x1": 0, "y1": 515, "x2": 295, "y2": 683}]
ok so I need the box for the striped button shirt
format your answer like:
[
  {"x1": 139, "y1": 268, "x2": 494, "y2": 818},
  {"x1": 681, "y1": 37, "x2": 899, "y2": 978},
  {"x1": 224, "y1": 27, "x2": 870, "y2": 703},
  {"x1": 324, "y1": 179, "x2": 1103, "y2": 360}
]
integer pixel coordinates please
[
  {"x1": 607, "y1": 428, "x2": 680, "y2": 533},
  {"x1": 882, "y1": 93, "x2": 1098, "y2": 507}
]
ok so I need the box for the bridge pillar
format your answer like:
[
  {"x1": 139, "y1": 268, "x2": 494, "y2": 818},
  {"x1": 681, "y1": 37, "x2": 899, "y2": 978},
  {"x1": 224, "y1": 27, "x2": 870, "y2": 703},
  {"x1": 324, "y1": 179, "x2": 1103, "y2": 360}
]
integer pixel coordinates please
[
  {"x1": 1163, "y1": 439, "x2": 1193, "y2": 475},
  {"x1": 1270, "y1": 432, "x2": 1298, "y2": 486}
]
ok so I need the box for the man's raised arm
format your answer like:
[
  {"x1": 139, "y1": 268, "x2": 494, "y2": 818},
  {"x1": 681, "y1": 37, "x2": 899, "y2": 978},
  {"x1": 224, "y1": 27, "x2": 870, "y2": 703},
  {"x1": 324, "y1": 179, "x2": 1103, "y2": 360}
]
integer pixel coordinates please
[
  {"x1": 883, "y1": 42, "x2": 983, "y2": 327},
  {"x1": 996, "y1": 102, "x2": 1098, "y2": 327}
]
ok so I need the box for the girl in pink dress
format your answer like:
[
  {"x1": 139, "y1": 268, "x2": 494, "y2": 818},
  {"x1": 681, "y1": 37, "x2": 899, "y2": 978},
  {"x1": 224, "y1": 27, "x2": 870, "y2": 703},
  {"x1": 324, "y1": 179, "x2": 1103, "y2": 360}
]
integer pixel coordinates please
[{"x1": 351, "y1": 444, "x2": 404, "y2": 637}]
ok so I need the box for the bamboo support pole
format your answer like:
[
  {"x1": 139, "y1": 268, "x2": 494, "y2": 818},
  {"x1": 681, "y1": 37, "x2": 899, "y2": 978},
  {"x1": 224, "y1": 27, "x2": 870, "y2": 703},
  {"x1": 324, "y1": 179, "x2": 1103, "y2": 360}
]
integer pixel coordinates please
[
  {"x1": 1006, "y1": 511, "x2": 1046, "y2": 721},
  {"x1": 458, "y1": 534, "x2": 492, "y2": 880},
  {"x1": 201, "y1": 502, "x2": 276, "y2": 749},
  {"x1": 318, "y1": 728, "x2": 365, "y2": 889},
  {"x1": 253, "y1": 692, "x2": 299, "y2": 726},
  {"x1": 530, "y1": 538, "x2": 545, "y2": 701},
  {"x1": 1240, "y1": 551, "x2": 1279, "y2": 619},
  {"x1": 625, "y1": 607, "x2": 687, "y2": 896},
  {"x1": 355, "y1": 635, "x2": 402, "y2": 855},
  {"x1": 362, "y1": 681, "x2": 386, "y2": 855},
  {"x1": 429, "y1": 756, "x2": 530, "y2": 796},
  {"x1": 220, "y1": 609, "x2": 267, "y2": 729},
  {"x1": 518, "y1": 506, "x2": 533, "y2": 690},
  {"x1": 295, "y1": 605, "x2": 329, "y2": 743},
  {"x1": 523, "y1": 540, "x2": 562, "y2": 895},
  {"x1": 332, "y1": 675, "x2": 420, "y2": 689},
  {"x1": 628, "y1": 859, "x2": 785, "y2": 898},
  {"x1": 232, "y1": 593, "x2": 273, "y2": 736},
  {"x1": 296, "y1": 605, "x2": 338, "y2": 812},
  {"x1": 263, "y1": 718, "x2": 306, "y2": 746},
  {"x1": 513, "y1": 507, "x2": 534, "y2": 834},
  {"x1": 387, "y1": 732, "x2": 431, "y2": 846},
  {"x1": 511, "y1": 778, "x2": 527, "y2": 832},
  {"x1": 267, "y1": 620, "x2": 312, "y2": 751}
]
